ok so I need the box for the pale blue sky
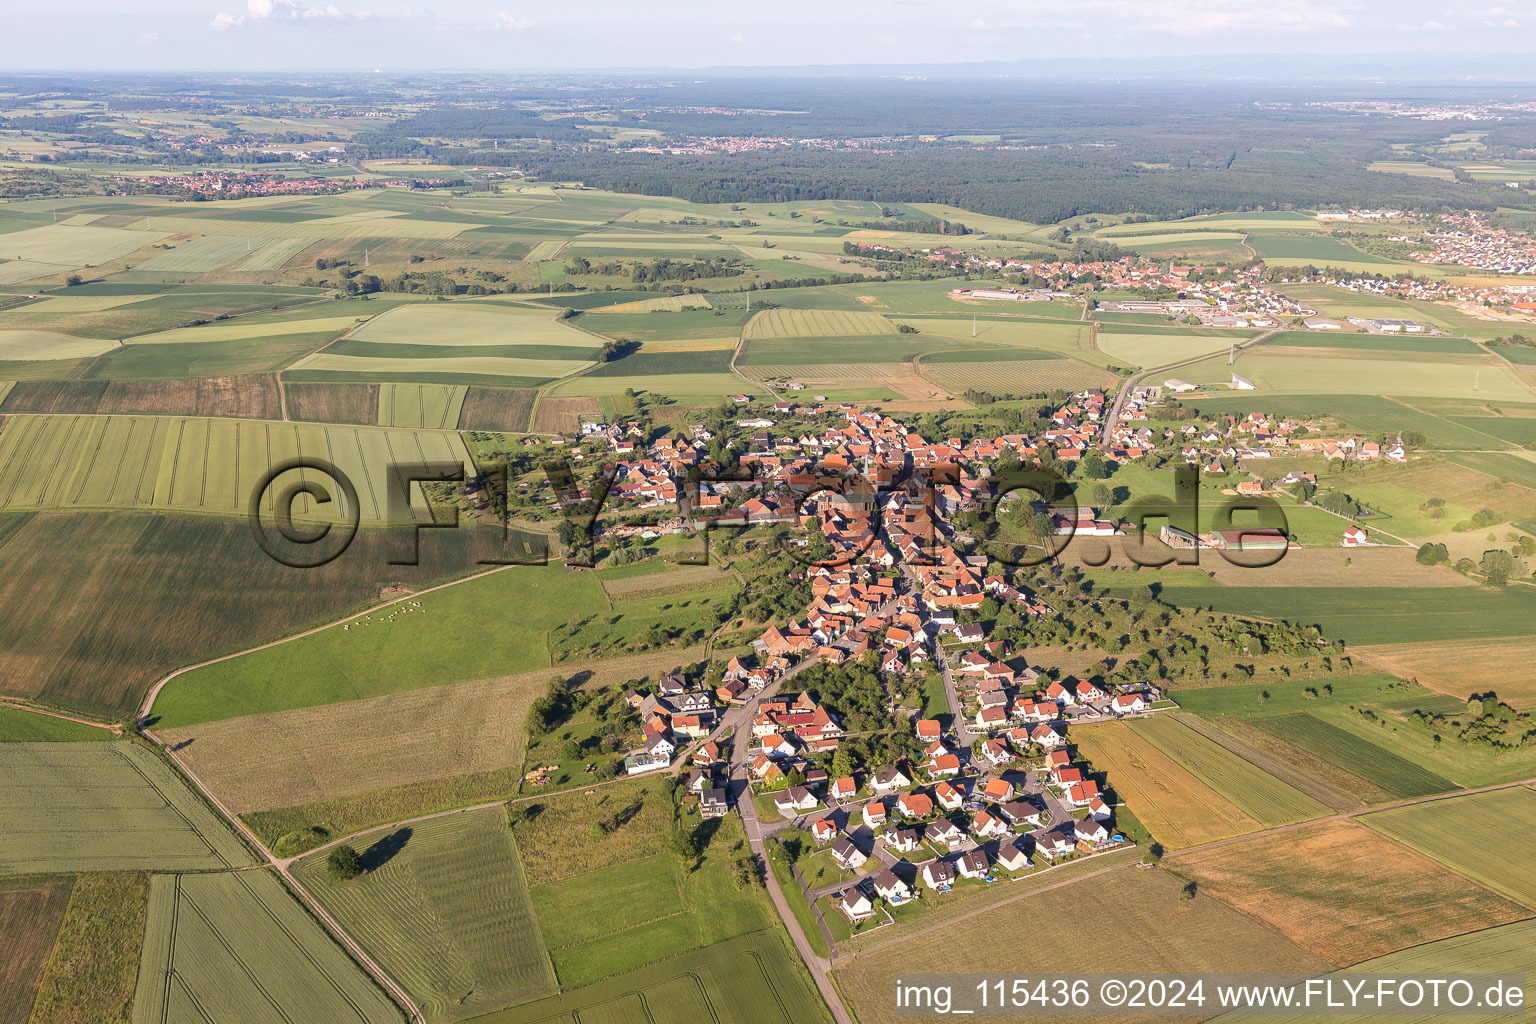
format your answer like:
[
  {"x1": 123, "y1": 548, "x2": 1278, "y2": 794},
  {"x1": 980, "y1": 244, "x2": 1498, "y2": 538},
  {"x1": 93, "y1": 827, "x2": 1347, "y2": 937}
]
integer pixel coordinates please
[{"x1": 2, "y1": 1, "x2": 1532, "y2": 71}]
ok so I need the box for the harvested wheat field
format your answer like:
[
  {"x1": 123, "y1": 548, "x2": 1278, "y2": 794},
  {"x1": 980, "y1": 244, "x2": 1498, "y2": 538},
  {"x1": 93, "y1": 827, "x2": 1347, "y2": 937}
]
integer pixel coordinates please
[
  {"x1": 1354, "y1": 635, "x2": 1536, "y2": 708},
  {"x1": 1169, "y1": 819, "x2": 1531, "y2": 966},
  {"x1": 530, "y1": 395, "x2": 602, "y2": 434},
  {"x1": 833, "y1": 867, "x2": 1329, "y2": 1024},
  {"x1": 157, "y1": 668, "x2": 550, "y2": 814},
  {"x1": 1072, "y1": 720, "x2": 1261, "y2": 848}
]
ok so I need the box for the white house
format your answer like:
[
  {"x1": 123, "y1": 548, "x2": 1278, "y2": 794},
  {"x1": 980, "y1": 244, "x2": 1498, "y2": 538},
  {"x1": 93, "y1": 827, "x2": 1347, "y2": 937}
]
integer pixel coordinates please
[{"x1": 839, "y1": 887, "x2": 875, "y2": 922}]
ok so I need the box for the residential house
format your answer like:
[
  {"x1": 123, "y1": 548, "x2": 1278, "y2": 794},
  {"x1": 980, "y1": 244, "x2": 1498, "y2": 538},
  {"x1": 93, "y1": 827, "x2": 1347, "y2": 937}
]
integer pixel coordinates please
[
  {"x1": 700, "y1": 788, "x2": 728, "y2": 818},
  {"x1": 1075, "y1": 817, "x2": 1111, "y2": 847},
  {"x1": 831, "y1": 837, "x2": 868, "y2": 870},
  {"x1": 872, "y1": 767, "x2": 912, "y2": 794},
  {"x1": 897, "y1": 792, "x2": 935, "y2": 819},
  {"x1": 926, "y1": 819, "x2": 965, "y2": 850},
  {"x1": 996, "y1": 838, "x2": 1032, "y2": 873},
  {"x1": 923, "y1": 860, "x2": 957, "y2": 891},
  {"x1": 871, "y1": 868, "x2": 914, "y2": 905},
  {"x1": 862, "y1": 800, "x2": 889, "y2": 829},
  {"x1": 999, "y1": 799, "x2": 1043, "y2": 829},
  {"x1": 839, "y1": 887, "x2": 876, "y2": 923},
  {"x1": 774, "y1": 786, "x2": 819, "y2": 815},
  {"x1": 957, "y1": 848, "x2": 990, "y2": 880},
  {"x1": 1110, "y1": 693, "x2": 1147, "y2": 715},
  {"x1": 981, "y1": 777, "x2": 1014, "y2": 803},
  {"x1": 971, "y1": 810, "x2": 1009, "y2": 839}
]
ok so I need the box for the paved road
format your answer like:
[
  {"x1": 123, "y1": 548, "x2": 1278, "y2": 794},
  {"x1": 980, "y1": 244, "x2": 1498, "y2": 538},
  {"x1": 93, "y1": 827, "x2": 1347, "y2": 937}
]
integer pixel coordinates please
[{"x1": 1098, "y1": 328, "x2": 1282, "y2": 449}]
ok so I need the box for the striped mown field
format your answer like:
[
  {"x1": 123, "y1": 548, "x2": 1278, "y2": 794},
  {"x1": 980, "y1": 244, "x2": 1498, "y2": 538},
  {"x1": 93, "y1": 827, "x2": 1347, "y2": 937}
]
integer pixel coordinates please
[{"x1": 293, "y1": 808, "x2": 556, "y2": 1023}]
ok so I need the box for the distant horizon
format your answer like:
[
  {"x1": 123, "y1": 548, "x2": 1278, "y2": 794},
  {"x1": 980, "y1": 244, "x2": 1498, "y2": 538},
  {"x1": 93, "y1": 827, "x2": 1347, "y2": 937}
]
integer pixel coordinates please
[
  {"x1": 5, "y1": 2, "x2": 1536, "y2": 77},
  {"x1": 7, "y1": 52, "x2": 1536, "y2": 85}
]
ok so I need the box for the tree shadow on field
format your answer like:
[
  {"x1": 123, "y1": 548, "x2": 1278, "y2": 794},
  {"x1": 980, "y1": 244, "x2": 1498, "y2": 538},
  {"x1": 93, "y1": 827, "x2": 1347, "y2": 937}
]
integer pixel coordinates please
[{"x1": 360, "y1": 828, "x2": 412, "y2": 872}]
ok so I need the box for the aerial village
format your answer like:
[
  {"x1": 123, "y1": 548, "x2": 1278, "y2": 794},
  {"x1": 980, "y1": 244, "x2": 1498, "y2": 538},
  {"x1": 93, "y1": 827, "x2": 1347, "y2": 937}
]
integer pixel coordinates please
[{"x1": 583, "y1": 387, "x2": 1403, "y2": 931}]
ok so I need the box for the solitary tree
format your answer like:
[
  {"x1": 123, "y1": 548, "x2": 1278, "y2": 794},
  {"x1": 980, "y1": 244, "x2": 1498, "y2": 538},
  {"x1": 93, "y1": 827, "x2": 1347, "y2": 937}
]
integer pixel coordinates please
[{"x1": 326, "y1": 845, "x2": 363, "y2": 881}]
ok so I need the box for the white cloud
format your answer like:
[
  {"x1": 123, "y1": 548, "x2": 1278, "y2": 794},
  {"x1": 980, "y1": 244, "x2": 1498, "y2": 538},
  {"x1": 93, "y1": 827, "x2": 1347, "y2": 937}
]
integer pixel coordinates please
[
  {"x1": 139, "y1": 30, "x2": 159, "y2": 42},
  {"x1": 967, "y1": 17, "x2": 987, "y2": 29},
  {"x1": 729, "y1": 31, "x2": 746, "y2": 43},
  {"x1": 210, "y1": 0, "x2": 353, "y2": 30},
  {"x1": 1399, "y1": 19, "x2": 1455, "y2": 31},
  {"x1": 488, "y1": 11, "x2": 535, "y2": 31}
]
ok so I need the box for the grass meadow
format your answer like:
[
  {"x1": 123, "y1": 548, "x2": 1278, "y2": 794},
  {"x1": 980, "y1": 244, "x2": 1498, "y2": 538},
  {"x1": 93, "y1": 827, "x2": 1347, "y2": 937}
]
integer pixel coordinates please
[{"x1": 152, "y1": 561, "x2": 598, "y2": 727}]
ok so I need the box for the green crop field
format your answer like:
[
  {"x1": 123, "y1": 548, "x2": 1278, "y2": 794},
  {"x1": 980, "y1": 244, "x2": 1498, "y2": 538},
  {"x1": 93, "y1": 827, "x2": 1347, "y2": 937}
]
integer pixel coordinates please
[
  {"x1": 920, "y1": 356, "x2": 1120, "y2": 395},
  {"x1": 0, "y1": 413, "x2": 470, "y2": 524},
  {"x1": 1266, "y1": 331, "x2": 1482, "y2": 355},
  {"x1": 1251, "y1": 714, "x2": 1457, "y2": 799},
  {"x1": 1095, "y1": 328, "x2": 1249, "y2": 368},
  {"x1": 0, "y1": 331, "x2": 117, "y2": 361},
  {"x1": 1362, "y1": 787, "x2": 1536, "y2": 906},
  {"x1": 132, "y1": 871, "x2": 401, "y2": 1024},
  {"x1": 28, "y1": 871, "x2": 150, "y2": 1024},
  {"x1": 294, "y1": 808, "x2": 555, "y2": 1023},
  {"x1": 233, "y1": 235, "x2": 316, "y2": 271},
  {"x1": 528, "y1": 814, "x2": 770, "y2": 989},
  {"x1": 1129, "y1": 715, "x2": 1331, "y2": 826},
  {"x1": 1182, "y1": 393, "x2": 1520, "y2": 450},
  {"x1": 137, "y1": 235, "x2": 270, "y2": 273},
  {"x1": 288, "y1": 302, "x2": 600, "y2": 384},
  {"x1": 0, "y1": 224, "x2": 168, "y2": 265},
  {"x1": 0, "y1": 742, "x2": 252, "y2": 873},
  {"x1": 348, "y1": 301, "x2": 602, "y2": 350},
  {"x1": 152, "y1": 561, "x2": 596, "y2": 727},
  {"x1": 0, "y1": 706, "x2": 116, "y2": 742},
  {"x1": 377, "y1": 382, "x2": 467, "y2": 428},
  {"x1": 743, "y1": 308, "x2": 895, "y2": 339},
  {"x1": 1153, "y1": 585, "x2": 1536, "y2": 645},
  {"x1": 548, "y1": 371, "x2": 754, "y2": 402},
  {"x1": 1249, "y1": 232, "x2": 1402, "y2": 266},
  {"x1": 1181, "y1": 352, "x2": 1534, "y2": 403}
]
